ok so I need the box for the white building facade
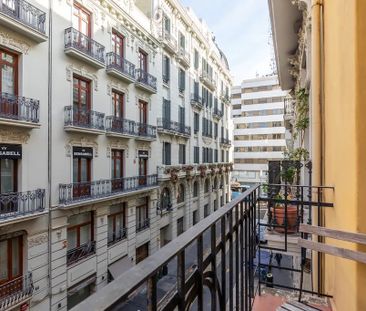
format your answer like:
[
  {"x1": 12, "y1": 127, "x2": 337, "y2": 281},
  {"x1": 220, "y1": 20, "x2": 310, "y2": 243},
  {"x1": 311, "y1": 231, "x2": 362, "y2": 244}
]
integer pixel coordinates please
[
  {"x1": 0, "y1": 0, "x2": 232, "y2": 310},
  {"x1": 231, "y1": 76, "x2": 287, "y2": 186}
]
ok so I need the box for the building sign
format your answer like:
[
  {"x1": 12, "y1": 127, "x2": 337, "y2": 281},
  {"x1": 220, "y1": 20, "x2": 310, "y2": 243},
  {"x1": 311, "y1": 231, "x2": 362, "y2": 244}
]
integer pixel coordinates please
[
  {"x1": 138, "y1": 150, "x2": 149, "y2": 158},
  {"x1": 0, "y1": 144, "x2": 22, "y2": 159},
  {"x1": 73, "y1": 147, "x2": 93, "y2": 159}
]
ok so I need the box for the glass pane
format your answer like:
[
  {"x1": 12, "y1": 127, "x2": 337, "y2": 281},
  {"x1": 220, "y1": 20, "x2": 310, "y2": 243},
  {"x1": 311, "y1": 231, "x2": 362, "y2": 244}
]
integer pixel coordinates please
[
  {"x1": 1, "y1": 159, "x2": 15, "y2": 193},
  {"x1": 108, "y1": 217, "x2": 114, "y2": 242},
  {"x1": 0, "y1": 240, "x2": 8, "y2": 281},
  {"x1": 11, "y1": 238, "x2": 20, "y2": 277},
  {"x1": 1, "y1": 64, "x2": 14, "y2": 95},
  {"x1": 80, "y1": 224, "x2": 91, "y2": 245},
  {"x1": 80, "y1": 158, "x2": 88, "y2": 182},
  {"x1": 116, "y1": 158, "x2": 121, "y2": 178},
  {"x1": 73, "y1": 158, "x2": 78, "y2": 183},
  {"x1": 68, "y1": 228, "x2": 77, "y2": 250}
]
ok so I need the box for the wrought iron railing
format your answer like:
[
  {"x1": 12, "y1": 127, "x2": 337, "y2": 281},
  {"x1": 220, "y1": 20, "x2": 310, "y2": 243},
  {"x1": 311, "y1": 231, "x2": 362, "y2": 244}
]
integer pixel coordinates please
[
  {"x1": 105, "y1": 116, "x2": 136, "y2": 136},
  {"x1": 178, "y1": 47, "x2": 190, "y2": 63},
  {"x1": 284, "y1": 98, "x2": 295, "y2": 119},
  {"x1": 67, "y1": 241, "x2": 96, "y2": 266},
  {"x1": 157, "y1": 118, "x2": 191, "y2": 137},
  {"x1": 136, "y1": 69, "x2": 157, "y2": 91},
  {"x1": 136, "y1": 218, "x2": 150, "y2": 232},
  {"x1": 213, "y1": 107, "x2": 223, "y2": 118},
  {"x1": 161, "y1": 30, "x2": 177, "y2": 50},
  {"x1": 64, "y1": 106, "x2": 105, "y2": 131},
  {"x1": 106, "y1": 52, "x2": 135, "y2": 80},
  {"x1": 200, "y1": 71, "x2": 216, "y2": 89},
  {"x1": 0, "y1": 0, "x2": 46, "y2": 34},
  {"x1": 64, "y1": 27, "x2": 105, "y2": 64},
  {"x1": 0, "y1": 189, "x2": 45, "y2": 221},
  {"x1": 190, "y1": 93, "x2": 203, "y2": 109},
  {"x1": 108, "y1": 228, "x2": 127, "y2": 246},
  {"x1": 59, "y1": 175, "x2": 158, "y2": 204},
  {"x1": 136, "y1": 122, "x2": 157, "y2": 139},
  {"x1": 0, "y1": 272, "x2": 33, "y2": 309},
  {"x1": 221, "y1": 137, "x2": 232, "y2": 145},
  {"x1": 0, "y1": 93, "x2": 39, "y2": 123},
  {"x1": 71, "y1": 186, "x2": 259, "y2": 311}
]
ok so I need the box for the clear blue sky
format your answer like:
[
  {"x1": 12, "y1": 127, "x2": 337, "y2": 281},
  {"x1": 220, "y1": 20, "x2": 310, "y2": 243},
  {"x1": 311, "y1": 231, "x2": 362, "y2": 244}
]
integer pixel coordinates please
[{"x1": 181, "y1": 0, "x2": 273, "y2": 85}]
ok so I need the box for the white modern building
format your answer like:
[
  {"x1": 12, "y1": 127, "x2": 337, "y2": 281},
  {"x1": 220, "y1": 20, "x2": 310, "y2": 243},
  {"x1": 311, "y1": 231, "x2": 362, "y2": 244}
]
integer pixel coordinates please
[
  {"x1": 231, "y1": 75, "x2": 287, "y2": 186},
  {"x1": 0, "y1": 0, "x2": 232, "y2": 310}
]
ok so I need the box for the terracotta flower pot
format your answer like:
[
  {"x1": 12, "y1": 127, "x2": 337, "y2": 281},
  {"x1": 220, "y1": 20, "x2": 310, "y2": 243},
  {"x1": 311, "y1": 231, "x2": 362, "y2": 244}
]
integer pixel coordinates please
[{"x1": 270, "y1": 205, "x2": 298, "y2": 233}]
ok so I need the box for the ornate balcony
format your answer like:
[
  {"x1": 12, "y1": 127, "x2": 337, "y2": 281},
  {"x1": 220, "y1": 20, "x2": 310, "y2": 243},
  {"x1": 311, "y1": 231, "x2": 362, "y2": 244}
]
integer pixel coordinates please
[
  {"x1": 284, "y1": 98, "x2": 295, "y2": 130},
  {"x1": 136, "y1": 218, "x2": 150, "y2": 233},
  {"x1": 0, "y1": 0, "x2": 46, "y2": 42},
  {"x1": 64, "y1": 27, "x2": 105, "y2": 69},
  {"x1": 213, "y1": 107, "x2": 223, "y2": 120},
  {"x1": 64, "y1": 106, "x2": 105, "y2": 135},
  {"x1": 59, "y1": 175, "x2": 158, "y2": 206},
  {"x1": 177, "y1": 47, "x2": 190, "y2": 68},
  {"x1": 190, "y1": 94, "x2": 203, "y2": 111},
  {"x1": 105, "y1": 116, "x2": 156, "y2": 141},
  {"x1": 135, "y1": 69, "x2": 157, "y2": 94},
  {"x1": 0, "y1": 272, "x2": 33, "y2": 311},
  {"x1": 67, "y1": 241, "x2": 96, "y2": 266},
  {"x1": 159, "y1": 30, "x2": 178, "y2": 55},
  {"x1": 0, "y1": 93, "x2": 40, "y2": 129},
  {"x1": 220, "y1": 137, "x2": 232, "y2": 147},
  {"x1": 0, "y1": 189, "x2": 45, "y2": 224},
  {"x1": 220, "y1": 93, "x2": 231, "y2": 104},
  {"x1": 200, "y1": 71, "x2": 216, "y2": 91},
  {"x1": 157, "y1": 118, "x2": 191, "y2": 138},
  {"x1": 106, "y1": 52, "x2": 135, "y2": 83}
]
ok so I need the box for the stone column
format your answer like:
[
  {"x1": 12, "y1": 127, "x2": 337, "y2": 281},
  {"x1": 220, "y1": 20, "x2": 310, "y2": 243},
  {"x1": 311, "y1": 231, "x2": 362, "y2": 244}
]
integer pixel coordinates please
[
  {"x1": 95, "y1": 205, "x2": 109, "y2": 290},
  {"x1": 149, "y1": 189, "x2": 159, "y2": 255},
  {"x1": 126, "y1": 197, "x2": 137, "y2": 264}
]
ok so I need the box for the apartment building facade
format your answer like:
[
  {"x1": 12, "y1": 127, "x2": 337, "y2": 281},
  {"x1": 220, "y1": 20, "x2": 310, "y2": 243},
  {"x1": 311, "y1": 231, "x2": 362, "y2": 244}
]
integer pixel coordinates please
[
  {"x1": 231, "y1": 76, "x2": 287, "y2": 186},
  {"x1": 0, "y1": 0, "x2": 232, "y2": 310}
]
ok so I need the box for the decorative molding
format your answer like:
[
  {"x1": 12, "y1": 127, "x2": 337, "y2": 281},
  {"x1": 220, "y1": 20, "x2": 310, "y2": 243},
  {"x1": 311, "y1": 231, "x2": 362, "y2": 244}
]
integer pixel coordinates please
[
  {"x1": 0, "y1": 129, "x2": 30, "y2": 144},
  {"x1": 107, "y1": 80, "x2": 129, "y2": 102},
  {"x1": 0, "y1": 31, "x2": 31, "y2": 54},
  {"x1": 66, "y1": 137, "x2": 99, "y2": 157},
  {"x1": 135, "y1": 143, "x2": 151, "y2": 158},
  {"x1": 66, "y1": 65, "x2": 99, "y2": 91},
  {"x1": 28, "y1": 233, "x2": 48, "y2": 248},
  {"x1": 106, "y1": 140, "x2": 129, "y2": 158}
]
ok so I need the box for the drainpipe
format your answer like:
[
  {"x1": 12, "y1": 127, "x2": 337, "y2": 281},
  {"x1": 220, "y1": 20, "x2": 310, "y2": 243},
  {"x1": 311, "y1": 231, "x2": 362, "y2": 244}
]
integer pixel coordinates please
[
  {"x1": 47, "y1": 0, "x2": 53, "y2": 309},
  {"x1": 310, "y1": 0, "x2": 325, "y2": 295}
]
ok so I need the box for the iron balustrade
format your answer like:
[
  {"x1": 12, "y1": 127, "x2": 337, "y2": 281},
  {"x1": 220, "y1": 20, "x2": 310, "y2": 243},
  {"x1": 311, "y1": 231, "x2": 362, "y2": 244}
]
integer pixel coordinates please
[
  {"x1": 200, "y1": 71, "x2": 216, "y2": 89},
  {"x1": 136, "y1": 218, "x2": 150, "y2": 232},
  {"x1": 0, "y1": 0, "x2": 46, "y2": 34},
  {"x1": 108, "y1": 228, "x2": 127, "y2": 246},
  {"x1": 221, "y1": 137, "x2": 232, "y2": 145},
  {"x1": 284, "y1": 98, "x2": 295, "y2": 119},
  {"x1": 64, "y1": 106, "x2": 105, "y2": 131},
  {"x1": 0, "y1": 93, "x2": 39, "y2": 123},
  {"x1": 0, "y1": 272, "x2": 33, "y2": 308},
  {"x1": 0, "y1": 189, "x2": 45, "y2": 220},
  {"x1": 71, "y1": 185, "x2": 260, "y2": 311},
  {"x1": 157, "y1": 118, "x2": 191, "y2": 136},
  {"x1": 161, "y1": 30, "x2": 177, "y2": 50},
  {"x1": 67, "y1": 241, "x2": 96, "y2": 266},
  {"x1": 213, "y1": 107, "x2": 223, "y2": 118},
  {"x1": 64, "y1": 27, "x2": 105, "y2": 64},
  {"x1": 190, "y1": 94, "x2": 203, "y2": 109},
  {"x1": 105, "y1": 116, "x2": 136, "y2": 136},
  {"x1": 106, "y1": 52, "x2": 135, "y2": 80},
  {"x1": 136, "y1": 69, "x2": 157, "y2": 91},
  {"x1": 136, "y1": 122, "x2": 157, "y2": 139},
  {"x1": 59, "y1": 175, "x2": 158, "y2": 204},
  {"x1": 178, "y1": 47, "x2": 190, "y2": 63}
]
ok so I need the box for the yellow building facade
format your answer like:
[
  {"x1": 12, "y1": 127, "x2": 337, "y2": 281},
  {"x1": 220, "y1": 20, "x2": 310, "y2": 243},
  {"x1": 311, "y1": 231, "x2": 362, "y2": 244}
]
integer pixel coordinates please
[{"x1": 269, "y1": 0, "x2": 366, "y2": 310}]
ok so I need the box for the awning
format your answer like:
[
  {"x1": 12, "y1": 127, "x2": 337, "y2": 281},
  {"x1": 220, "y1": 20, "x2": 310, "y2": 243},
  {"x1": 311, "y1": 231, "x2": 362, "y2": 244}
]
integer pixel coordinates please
[{"x1": 108, "y1": 256, "x2": 133, "y2": 280}]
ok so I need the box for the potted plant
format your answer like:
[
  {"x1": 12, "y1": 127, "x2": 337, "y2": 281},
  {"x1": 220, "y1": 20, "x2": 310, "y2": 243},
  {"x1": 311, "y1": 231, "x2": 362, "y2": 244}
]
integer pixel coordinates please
[{"x1": 270, "y1": 192, "x2": 298, "y2": 234}]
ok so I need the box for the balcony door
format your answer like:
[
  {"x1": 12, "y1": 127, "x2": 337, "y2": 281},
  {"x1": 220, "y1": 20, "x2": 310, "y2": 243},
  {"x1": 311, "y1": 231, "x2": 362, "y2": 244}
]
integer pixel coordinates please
[
  {"x1": 0, "y1": 49, "x2": 18, "y2": 117},
  {"x1": 0, "y1": 151, "x2": 18, "y2": 214},
  {"x1": 73, "y1": 75, "x2": 91, "y2": 126},
  {"x1": 112, "y1": 31, "x2": 124, "y2": 62},
  {"x1": 138, "y1": 49, "x2": 148, "y2": 72},
  {"x1": 138, "y1": 151, "x2": 148, "y2": 186},
  {"x1": 0, "y1": 235, "x2": 23, "y2": 296},
  {"x1": 112, "y1": 90, "x2": 124, "y2": 119},
  {"x1": 138, "y1": 100, "x2": 148, "y2": 136},
  {"x1": 72, "y1": 3, "x2": 91, "y2": 53},
  {"x1": 111, "y1": 149, "x2": 124, "y2": 191},
  {"x1": 72, "y1": 147, "x2": 92, "y2": 199}
]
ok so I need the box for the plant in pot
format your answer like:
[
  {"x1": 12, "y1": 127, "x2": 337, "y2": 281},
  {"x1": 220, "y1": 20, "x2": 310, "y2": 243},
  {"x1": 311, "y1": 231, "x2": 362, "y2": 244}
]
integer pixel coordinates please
[{"x1": 270, "y1": 190, "x2": 298, "y2": 234}]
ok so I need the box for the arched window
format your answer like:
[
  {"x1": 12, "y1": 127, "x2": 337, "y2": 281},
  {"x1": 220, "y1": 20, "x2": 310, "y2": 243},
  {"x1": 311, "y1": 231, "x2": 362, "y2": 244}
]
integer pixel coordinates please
[
  {"x1": 177, "y1": 184, "x2": 185, "y2": 203},
  {"x1": 204, "y1": 179, "x2": 210, "y2": 193},
  {"x1": 161, "y1": 187, "x2": 171, "y2": 211},
  {"x1": 193, "y1": 181, "x2": 199, "y2": 197}
]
